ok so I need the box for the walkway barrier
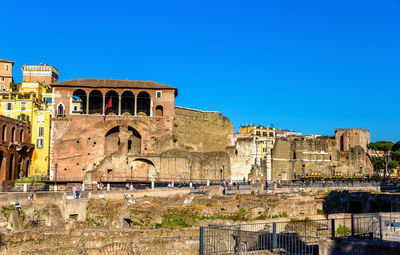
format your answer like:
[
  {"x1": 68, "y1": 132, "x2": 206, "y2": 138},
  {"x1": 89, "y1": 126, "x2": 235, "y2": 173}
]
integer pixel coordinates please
[{"x1": 199, "y1": 213, "x2": 400, "y2": 255}]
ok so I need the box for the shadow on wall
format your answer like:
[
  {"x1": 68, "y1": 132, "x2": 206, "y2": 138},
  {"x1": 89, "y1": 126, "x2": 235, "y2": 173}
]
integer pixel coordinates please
[{"x1": 323, "y1": 188, "x2": 400, "y2": 215}]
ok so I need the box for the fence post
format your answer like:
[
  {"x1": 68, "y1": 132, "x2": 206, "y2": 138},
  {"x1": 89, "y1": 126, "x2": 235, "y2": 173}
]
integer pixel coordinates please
[
  {"x1": 379, "y1": 216, "x2": 383, "y2": 240},
  {"x1": 351, "y1": 214, "x2": 355, "y2": 236},
  {"x1": 331, "y1": 219, "x2": 335, "y2": 238},
  {"x1": 273, "y1": 222, "x2": 277, "y2": 250},
  {"x1": 238, "y1": 224, "x2": 241, "y2": 255},
  {"x1": 199, "y1": 226, "x2": 204, "y2": 255}
]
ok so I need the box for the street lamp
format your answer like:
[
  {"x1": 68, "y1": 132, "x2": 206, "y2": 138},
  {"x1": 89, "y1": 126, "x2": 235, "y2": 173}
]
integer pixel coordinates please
[
  {"x1": 190, "y1": 165, "x2": 192, "y2": 183},
  {"x1": 130, "y1": 165, "x2": 133, "y2": 190},
  {"x1": 54, "y1": 163, "x2": 58, "y2": 192},
  {"x1": 220, "y1": 169, "x2": 223, "y2": 183}
]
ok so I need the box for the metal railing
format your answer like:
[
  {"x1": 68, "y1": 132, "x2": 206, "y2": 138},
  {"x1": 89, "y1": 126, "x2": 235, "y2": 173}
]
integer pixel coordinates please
[{"x1": 199, "y1": 213, "x2": 400, "y2": 255}]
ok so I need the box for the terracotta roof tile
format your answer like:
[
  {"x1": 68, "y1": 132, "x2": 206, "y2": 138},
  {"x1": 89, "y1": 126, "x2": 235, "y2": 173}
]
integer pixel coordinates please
[{"x1": 51, "y1": 78, "x2": 177, "y2": 90}]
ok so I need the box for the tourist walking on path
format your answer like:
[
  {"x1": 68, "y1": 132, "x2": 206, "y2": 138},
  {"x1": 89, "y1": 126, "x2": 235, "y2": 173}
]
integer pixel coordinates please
[{"x1": 72, "y1": 185, "x2": 77, "y2": 199}]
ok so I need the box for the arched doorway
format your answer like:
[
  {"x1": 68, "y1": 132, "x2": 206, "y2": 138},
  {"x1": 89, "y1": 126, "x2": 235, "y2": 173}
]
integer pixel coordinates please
[
  {"x1": 72, "y1": 89, "x2": 87, "y2": 114},
  {"x1": 25, "y1": 160, "x2": 30, "y2": 177},
  {"x1": 20, "y1": 129, "x2": 24, "y2": 142},
  {"x1": 0, "y1": 151, "x2": 3, "y2": 175},
  {"x1": 89, "y1": 90, "x2": 103, "y2": 114},
  {"x1": 57, "y1": 104, "x2": 65, "y2": 117},
  {"x1": 121, "y1": 91, "x2": 135, "y2": 116},
  {"x1": 105, "y1": 90, "x2": 119, "y2": 115},
  {"x1": 137, "y1": 92, "x2": 150, "y2": 116},
  {"x1": 17, "y1": 157, "x2": 22, "y2": 179},
  {"x1": 155, "y1": 105, "x2": 163, "y2": 116},
  {"x1": 9, "y1": 154, "x2": 14, "y2": 180}
]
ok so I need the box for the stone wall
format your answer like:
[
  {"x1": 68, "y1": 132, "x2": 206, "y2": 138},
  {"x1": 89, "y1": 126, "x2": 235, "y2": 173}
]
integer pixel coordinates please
[
  {"x1": 335, "y1": 128, "x2": 370, "y2": 152},
  {"x1": 227, "y1": 135, "x2": 255, "y2": 181},
  {"x1": 271, "y1": 137, "x2": 373, "y2": 181},
  {"x1": 173, "y1": 106, "x2": 233, "y2": 153}
]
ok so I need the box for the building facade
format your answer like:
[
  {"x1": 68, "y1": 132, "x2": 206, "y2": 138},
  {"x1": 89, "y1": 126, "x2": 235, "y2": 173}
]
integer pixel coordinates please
[
  {"x1": 0, "y1": 115, "x2": 33, "y2": 184},
  {"x1": 0, "y1": 59, "x2": 13, "y2": 91},
  {"x1": 50, "y1": 78, "x2": 233, "y2": 184},
  {"x1": 0, "y1": 63, "x2": 55, "y2": 176},
  {"x1": 22, "y1": 63, "x2": 59, "y2": 84},
  {"x1": 335, "y1": 128, "x2": 370, "y2": 152}
]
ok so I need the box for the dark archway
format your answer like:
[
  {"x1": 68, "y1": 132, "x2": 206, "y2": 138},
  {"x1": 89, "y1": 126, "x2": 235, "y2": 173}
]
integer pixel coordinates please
[
  {"x1": 0, "y1": 151, "x2": 3, "y2": 176},
  {"x1": 2, "y1": 124, "x2": 6, "y2": 142},
  {"x1": 17, "y1": 157, "x2": 22, "y2": 179},
  {"x1": 73, "y1": 89, "x2": 87, "y2": 114},
  {"x1": 11, "y1": 127, "x2": 15, "y2": 143},
  {"x1": 121, "y1": 91, "x2": 135, "y2": 116},
  {"x1": 20, "y1": 129, "x2": 24, "y2": 142},
  {"x1": 9, "y1": 153, "x2": 14, "y2": 180},
  {"x1": 89, "y1": 90, "x2": 103, "y2": 114},
  {"x1": 105, "y1": 90, "x2": 119, "y2": 115},
  {"x1": 128, "y1": 126, "x2": 141, "y2": 154},
  {"x1": 105, "y1": 126, "x2": 120, "y2": 155},
  {"x1": 25, "y1": 160, "x2": 30, "y2": 177},
  {"x1": 155, "y1": 105, "x2": 163, "y2": 116},
  {"x1": 57, "y1": 104, "x2": 65, "y2": 117},
  {"x1": 137, "y1": 91, "x2": 150, "y2": 116}
]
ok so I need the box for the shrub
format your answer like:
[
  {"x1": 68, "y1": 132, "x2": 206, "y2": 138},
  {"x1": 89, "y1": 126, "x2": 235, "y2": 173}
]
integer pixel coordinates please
[
  {"x1": 317, "y1": 209, "x2": 324, "y2": 215},
  {"x1": 336, "y1": 224, "x2": 350, "y2": 236}
]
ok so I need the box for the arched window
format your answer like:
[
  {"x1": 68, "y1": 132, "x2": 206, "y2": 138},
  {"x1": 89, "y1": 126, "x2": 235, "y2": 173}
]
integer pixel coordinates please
[
  {"x1": 20, "y1": 129, "x2": 24, "y2": 142},
  {"x1": 128, "y1": 126, "x2": 141, "y2": 154},
  {"x1": 2, "y1": 125, "x2": 6, "y2": 142},
  {"x1": 89, "y1": 90, "x2": 103, "y2": 114},
  {"x1": 155, "y1": 105, "x2": 163, "y2": 116},
  {"x1": 105, "y1": 90, "x2": 119, "y2": 115},
  {"x1": 72, "y1": 89, "x2": 87, "y2": 114},
  {"x1": 137, "y1": 91, "x2": 150, "y2": 116},
  {"x1": 57, "y1": 104, "x2": 65, "y2": 117},
  {"x1": 121, "y1": 91, "x2": 135, "y2": 116}
]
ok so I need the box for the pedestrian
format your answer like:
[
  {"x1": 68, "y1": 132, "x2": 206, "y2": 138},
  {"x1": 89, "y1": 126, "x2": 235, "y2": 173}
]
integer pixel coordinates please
[
  {"x1": 265, "y1": 181, "x2": 268, "y2": 190},
  {"x1": 76, "y1": 185, "x2": 81, "y2": 199},
  {"x1": 125, "y1": 183, "x2": 130, "y2": 190},
  {"x1": 72, "y1": 185, "x2": 77, "y2": 199},
  {"x1": 243, "y1": 177, "x2": 246, "y2": 185}
]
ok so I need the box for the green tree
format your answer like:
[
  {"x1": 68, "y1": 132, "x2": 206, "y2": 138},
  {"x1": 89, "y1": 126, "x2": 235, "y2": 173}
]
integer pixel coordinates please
[
  {"x1": 368, "y1": 141, "x2": 395, "y2": 178},
  {"x1": 371, "y1": 156, "x2": 384, "y2": 170},
  {"x1": 388, "y1": 160, "x2": 400, "y2": 170}
]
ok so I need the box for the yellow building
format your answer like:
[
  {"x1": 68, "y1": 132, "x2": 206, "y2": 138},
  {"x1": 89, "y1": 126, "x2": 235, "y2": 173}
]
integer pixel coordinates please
[
  {"x1": 0, "y1": 82, "x2": 53, "y2": 176},
  {"x1": 239, "y1": 124, "x2": 275, "y2": 159}
]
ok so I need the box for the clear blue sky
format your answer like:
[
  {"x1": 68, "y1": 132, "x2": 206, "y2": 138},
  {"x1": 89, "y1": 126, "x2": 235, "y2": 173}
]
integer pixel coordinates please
[{"x1": 2, "y1": 0, "x2": 399, "y2": 142}]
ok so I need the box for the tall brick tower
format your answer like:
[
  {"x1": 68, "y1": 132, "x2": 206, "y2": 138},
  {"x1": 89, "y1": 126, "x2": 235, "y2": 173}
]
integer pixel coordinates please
[
  {"x1": 335, "y1": 128, "x2": 370, "y2": 152},
  {"x1": 0, "y1": 59, "x2": 14, "y2": 91},
  {"x1": 22, "y1": 63, "x2": 59, "y2": 84}
]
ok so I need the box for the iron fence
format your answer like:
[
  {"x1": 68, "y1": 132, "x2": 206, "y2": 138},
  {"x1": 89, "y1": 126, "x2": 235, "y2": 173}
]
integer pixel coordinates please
[{"x1": 199, "y1": 213, "x2": 400, "y2": 255}]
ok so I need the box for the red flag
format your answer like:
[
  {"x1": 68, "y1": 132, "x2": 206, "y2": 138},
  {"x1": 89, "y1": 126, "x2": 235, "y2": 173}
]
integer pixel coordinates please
[{"x1": 104, "y1": 98, "x2": 112, "y2": 115}]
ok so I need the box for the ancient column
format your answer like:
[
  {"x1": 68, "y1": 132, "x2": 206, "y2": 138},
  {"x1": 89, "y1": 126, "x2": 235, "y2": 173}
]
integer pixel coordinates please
[
  {"x1": 150, "y1": 98, "x2": 153, "y2": 117},
  {"x1": 86, "y1": 97, "x2": 89, "y2": 114},
  {"x1": 118, "y1": 96, "x2": 121, "y2": 116},
  {"x1": 102, "y1": 96, "x2": 105, "y2": 115},
  {"x1": 134, "y1": 96, "x2": 137, "y2": 116}
]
